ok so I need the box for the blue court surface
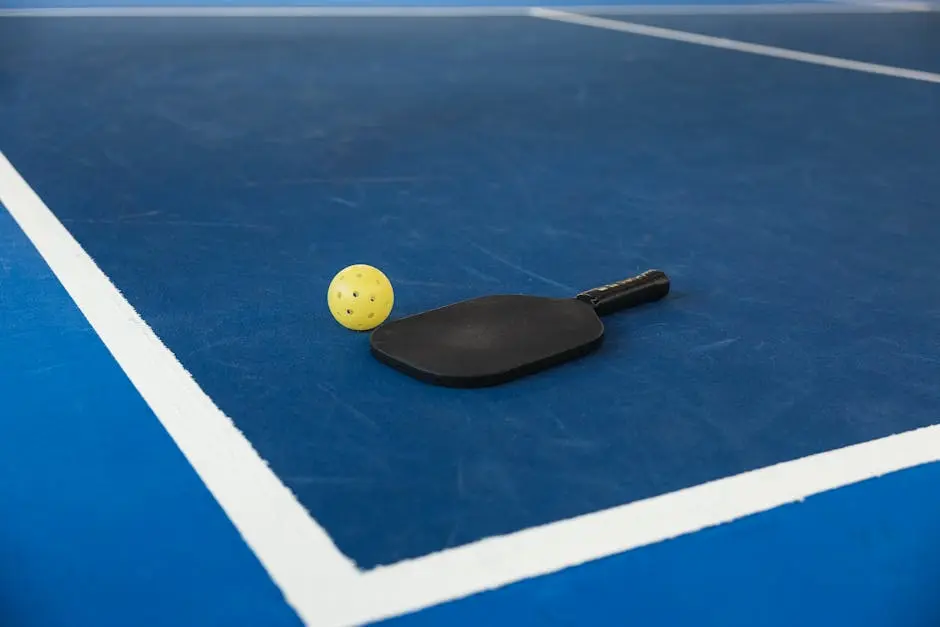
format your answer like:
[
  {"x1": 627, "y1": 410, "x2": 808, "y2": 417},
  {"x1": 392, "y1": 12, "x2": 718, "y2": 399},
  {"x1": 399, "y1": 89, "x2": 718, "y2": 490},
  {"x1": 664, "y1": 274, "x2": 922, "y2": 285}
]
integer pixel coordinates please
[{"x1": 2, "y1": 2, "x2": 940, "y2": 626}]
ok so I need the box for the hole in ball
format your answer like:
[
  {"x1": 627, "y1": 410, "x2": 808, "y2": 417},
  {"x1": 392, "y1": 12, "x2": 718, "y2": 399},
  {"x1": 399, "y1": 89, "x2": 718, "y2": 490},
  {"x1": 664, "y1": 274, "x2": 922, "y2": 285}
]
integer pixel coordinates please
[
  {"x1": 346, "y1": 309, "x2": 353, "y2": 315},
  {"x1": 353, "y1": 291, "x2": 359, "y2": 298},
  {"x1": 369, "y1": 295, "x2": 375, "y2": 302}
]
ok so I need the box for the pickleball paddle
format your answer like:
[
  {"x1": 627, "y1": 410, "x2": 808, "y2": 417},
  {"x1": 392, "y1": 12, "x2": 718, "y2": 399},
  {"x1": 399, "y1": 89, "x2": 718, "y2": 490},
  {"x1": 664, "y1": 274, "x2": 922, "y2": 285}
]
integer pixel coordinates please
[{"x1": 370, "y1": 269, "x2": 670, "y2": 387}]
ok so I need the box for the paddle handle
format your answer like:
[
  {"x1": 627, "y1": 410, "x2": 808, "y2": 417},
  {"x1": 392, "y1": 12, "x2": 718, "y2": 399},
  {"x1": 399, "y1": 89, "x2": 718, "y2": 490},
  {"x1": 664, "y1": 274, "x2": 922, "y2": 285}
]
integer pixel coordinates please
[{"x1": 576, "y1": 269, "x2": 670, "y2": 316}]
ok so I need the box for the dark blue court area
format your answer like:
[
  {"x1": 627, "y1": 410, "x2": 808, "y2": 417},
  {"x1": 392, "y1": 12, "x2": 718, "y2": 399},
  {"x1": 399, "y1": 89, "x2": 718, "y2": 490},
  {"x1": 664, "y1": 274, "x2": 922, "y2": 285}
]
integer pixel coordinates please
[{"x1": 2, "y1": 9, "x2": 940, "y2": 580}]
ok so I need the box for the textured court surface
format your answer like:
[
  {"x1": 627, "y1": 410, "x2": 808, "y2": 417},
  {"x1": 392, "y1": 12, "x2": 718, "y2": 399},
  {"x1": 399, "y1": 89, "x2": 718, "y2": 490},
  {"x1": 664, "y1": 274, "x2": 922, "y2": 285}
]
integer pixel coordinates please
[{"x1": 2, "y1": 6, "x2": 940, "y2": 627}]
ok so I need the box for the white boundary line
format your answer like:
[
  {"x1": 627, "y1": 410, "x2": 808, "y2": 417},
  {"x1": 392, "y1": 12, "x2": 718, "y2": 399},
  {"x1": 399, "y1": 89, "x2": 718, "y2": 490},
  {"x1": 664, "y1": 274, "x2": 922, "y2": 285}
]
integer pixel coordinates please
[
  {"x1": 0, "y1": 2, "x2": 934, "y2": 17},
  {"x1": 0, "y1": 152, "x2": 361, "y2": 625},
  {"x1": 530, "y1": 7, "x2": 940, "y2": 84},
  {"x1": 346, "y1": 425, "x2": 940, "y2": 625}
]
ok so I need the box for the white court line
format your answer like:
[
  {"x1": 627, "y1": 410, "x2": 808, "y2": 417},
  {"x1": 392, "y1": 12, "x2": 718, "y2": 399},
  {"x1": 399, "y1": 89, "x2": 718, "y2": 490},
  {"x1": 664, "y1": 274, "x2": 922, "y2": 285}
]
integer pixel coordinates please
[
  {"x1": 0, "y1": 2, "x2": 933, "y2": 17},
  {"x1": 345, "y1": 426, "x2": 940, "y2": 625},
  {"x1": 0, "y1": 152, "x2": 360, "y2": 625},
  {"x1": 4, "y1": 142, "x2": 940, "y2": 625},
  {"x1": 530, "y1": 7, "x2": 940, "y2": 84}
]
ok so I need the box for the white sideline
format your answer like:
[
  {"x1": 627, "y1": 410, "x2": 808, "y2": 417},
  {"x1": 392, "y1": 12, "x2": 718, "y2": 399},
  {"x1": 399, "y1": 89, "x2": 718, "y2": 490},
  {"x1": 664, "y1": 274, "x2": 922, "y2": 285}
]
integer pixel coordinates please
[
  {"x1": 529, "y1": 7, "x2": 940, "y2": 84},
  {"x1": 344, "y1": 425, "x2": 940, "y2": 625},
  {"x1": 0, "y1": 152, "x2": 360, "y2": 626}
]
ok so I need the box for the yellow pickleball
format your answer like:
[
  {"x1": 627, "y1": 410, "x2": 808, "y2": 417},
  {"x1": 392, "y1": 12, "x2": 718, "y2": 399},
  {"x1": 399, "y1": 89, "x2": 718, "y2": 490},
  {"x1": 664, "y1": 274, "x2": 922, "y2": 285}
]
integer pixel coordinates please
[{"x1": 328, "y1": 264, "x2": 394, "y2": 331}]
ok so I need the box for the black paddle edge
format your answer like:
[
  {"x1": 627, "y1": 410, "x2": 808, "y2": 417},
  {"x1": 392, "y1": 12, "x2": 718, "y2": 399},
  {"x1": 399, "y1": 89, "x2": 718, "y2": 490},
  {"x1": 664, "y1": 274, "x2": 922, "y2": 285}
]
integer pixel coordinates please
[{"x1": 369, "y1": 333, "x2": 605, "y2": 388}]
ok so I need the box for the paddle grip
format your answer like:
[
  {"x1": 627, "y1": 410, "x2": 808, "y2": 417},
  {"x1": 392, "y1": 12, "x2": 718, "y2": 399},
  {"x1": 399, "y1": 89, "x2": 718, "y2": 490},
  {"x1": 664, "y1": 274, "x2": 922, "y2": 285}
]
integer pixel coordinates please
[{"x1": 576, "y1": 269, "x2": 670, "y2": 316}]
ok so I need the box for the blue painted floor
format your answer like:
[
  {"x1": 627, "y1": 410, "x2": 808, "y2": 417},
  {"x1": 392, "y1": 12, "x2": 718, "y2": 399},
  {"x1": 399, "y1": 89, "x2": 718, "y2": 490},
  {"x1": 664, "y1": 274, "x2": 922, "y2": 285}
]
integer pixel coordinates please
[{"x1": 2, "y1": 10, "x2": 939, "y2": 626}]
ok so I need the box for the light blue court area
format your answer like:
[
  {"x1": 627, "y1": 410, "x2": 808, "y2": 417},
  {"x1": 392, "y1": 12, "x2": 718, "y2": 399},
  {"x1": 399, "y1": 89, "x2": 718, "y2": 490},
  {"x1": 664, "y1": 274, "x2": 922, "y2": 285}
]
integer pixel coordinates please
[
  {"x1": 2, "y1": 5, "x2": 940, "y2": 627},
  {"x1": 0, "y1": 206, "x2": 303, "y2": 627}
]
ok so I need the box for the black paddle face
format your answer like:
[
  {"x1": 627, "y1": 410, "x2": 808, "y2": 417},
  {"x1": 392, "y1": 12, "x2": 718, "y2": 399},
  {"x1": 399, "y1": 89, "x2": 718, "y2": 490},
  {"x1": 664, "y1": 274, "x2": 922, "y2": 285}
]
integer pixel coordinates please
[
  {"x1": 370, "y1": 269, "x2": 670, "y2": 387},
  {"x1": 370, "y1": 294, "x2": 604, "y2": 387}
]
